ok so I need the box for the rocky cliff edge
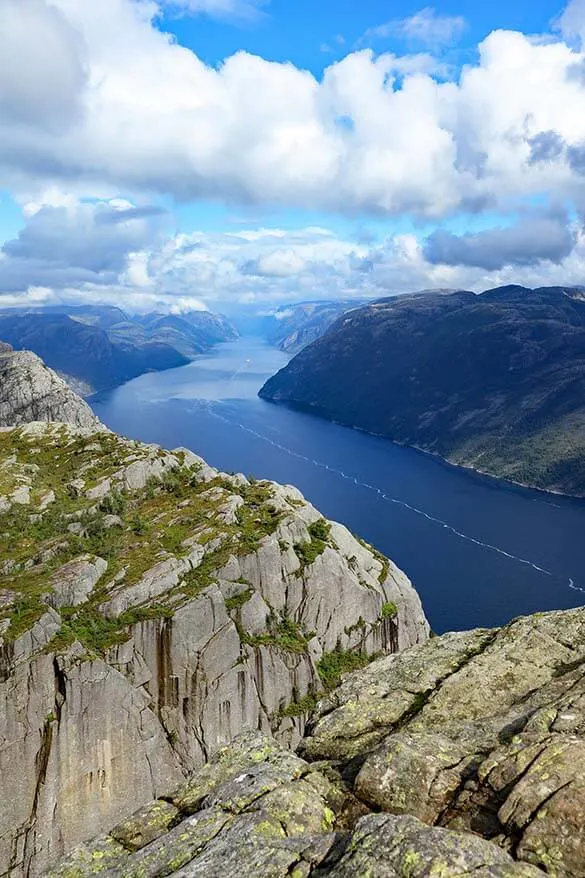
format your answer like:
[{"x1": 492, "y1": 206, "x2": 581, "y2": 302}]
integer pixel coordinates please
[
  {"x1": 49, "y1": 605, "x2": 585, "y2": 878},
  {"x1": 0, "y1": 343, "x2": 102, "y2": 429},
  {"x1": 0, "y1": 421, "x2": 428, "y2": 875}
]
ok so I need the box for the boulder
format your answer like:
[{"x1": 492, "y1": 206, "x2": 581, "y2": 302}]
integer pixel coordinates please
[{"x1": 46, "y1": 555, "x2": 108, "y2": 609}]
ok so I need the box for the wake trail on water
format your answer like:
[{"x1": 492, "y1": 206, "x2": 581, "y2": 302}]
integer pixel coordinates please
[
  {"x1": 227, "y1": 359, "x2": 252, "y2": 382},
  {"x1": 193, "y1": 399, "x2": 582, "y2": 593}
]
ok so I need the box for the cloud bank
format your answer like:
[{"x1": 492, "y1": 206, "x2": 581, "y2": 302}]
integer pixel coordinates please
[
  {"x1": 1, "y1": 0, "x2": 585, "y2": 218},
  {"x1": 2, "y1": 0, "x2": 585, "y2": 309}
]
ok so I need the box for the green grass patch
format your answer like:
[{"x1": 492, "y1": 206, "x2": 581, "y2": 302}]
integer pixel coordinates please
[
  {"x1": 317, "y1": 646, "x2": 373, "y2": 690},
  {"x1": 0, "y1": 428, "x2": 310, "y2": 647},
  {"x1": 356, "y1": 535, "x2": 390, "y2": 584},
  {"x1": 279, "y1": 692, "x2": 319, "y2": 718},
  {"x1": 234, "y1": 482, "x2": 283, "y2": 552},
  {"x1": 294, "y1": 519, "x2": 331, "y2": 572},
  {"x1": 241, "y1": 614, "x2": 311, "y2": 654},
  {"x1": 48, "y1": 602, "x2": 176, "y2": 655},
  {"x1": 225, "y1": 588, "x2": 254, "y2": 612},
  {"x1": 380, "y1": 602, "x2": 397, "y2": 619}
]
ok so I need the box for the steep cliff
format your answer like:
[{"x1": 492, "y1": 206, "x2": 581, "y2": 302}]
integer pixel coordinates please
[
  {"x1": 0, "y1": 421, "x2": 428, "y2": 875},
  {"x1": 260, "y1": 286, "x2": 585, "y2": 495},
  {"x1": 48, "y1": 604, "x2": 585, "y2": 878},
  {"x1": 0, "y1": 344, "x2": 102, "y2": 429}
]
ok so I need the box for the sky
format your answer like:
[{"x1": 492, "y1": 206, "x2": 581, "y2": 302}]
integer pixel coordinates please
[{"x1": 2, "y1": 0, "x2": 585, "y2": 314}]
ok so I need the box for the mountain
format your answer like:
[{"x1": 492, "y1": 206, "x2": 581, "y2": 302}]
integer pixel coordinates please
[
  {"x1": 260, "y1": 285, "x2": 585, "y2": 496},
  {"x1": 0, "y1": 342, "x2": 102, "y2": 429},
  {"x1": 3, "y1": 349, "x2": 585, "y2": 878},
  {"x1": 0, "y1": 313, "x2": 189, "y2": 394},
  {"x1": 259, "y1": 301, "x2": 366, "y2": 354},
  {"x1": 0, "y1": 357, "x2": 427, "y2": 875},
  {"x1": 36, "y1": 304, "x2": 130, "y2": 329},
  {"x1": 131, "y1": 310, "x2": 238, "y2": 358},
  {"x1": 0, "y1": 307, "x2": 238, "y2": 394}
]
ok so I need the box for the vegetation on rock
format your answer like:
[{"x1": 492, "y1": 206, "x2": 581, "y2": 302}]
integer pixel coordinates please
[
  {"x1": 316, "y1": 645, "x2": 373, "y2": 690},
  {"x1": 0, "y1": 348, "x2": 431, "y2": 878},
  {"x1": 294, "y1": 518, "x2": 332, "y2": 570}
]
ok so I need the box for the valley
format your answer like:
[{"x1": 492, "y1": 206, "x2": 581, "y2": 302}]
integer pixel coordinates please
[{"x1": 92, "y1": 337, "x2": 585, "y2": 635}]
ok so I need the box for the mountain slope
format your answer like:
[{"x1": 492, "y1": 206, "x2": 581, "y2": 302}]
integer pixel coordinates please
[
  {"x1": 260, "y1": 301, "x2": 366, "y2": 354},
  {"x1": 0, "y1": 308, "x2": 238, "y2": 394},
  {"x1": 0, "y1": 342, "x2": 102, "y2": 429},
  {"x1": 0, "y1": 313, "x2": 188, "y2": 393},
  {"x1": 260, "y1": 286, "x2": 585, "y2": 495},
  {"x1": 130, "y1": 311, "x2": 238, "y2": 357}
]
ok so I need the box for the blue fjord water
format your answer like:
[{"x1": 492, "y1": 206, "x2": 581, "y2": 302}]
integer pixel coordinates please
[{"x1": 92, "y1": 336, "x2": 585, "y2": 635}]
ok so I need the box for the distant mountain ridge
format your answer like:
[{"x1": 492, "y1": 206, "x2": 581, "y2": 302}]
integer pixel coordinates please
[
  {"x1": 260, "y1": 285, "x2": 585, "y2": 496},
  {"x1": 0, "y1": 306, "x2": 237, "y2": 394},
  {"x1": 259, "y1": 300, "x2": 367, "y2": 354}
]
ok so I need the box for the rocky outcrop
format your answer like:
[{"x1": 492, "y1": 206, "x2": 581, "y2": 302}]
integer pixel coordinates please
[
  {"x1": 0, "y1": 423, "x2": 428, "y2": 875},
  {"x1": 47, "y1": 731, "x2": 542, "y2": 878},
  {"x1": 0, "y1": 344, "x2": 102, "y2": 429},
  {"x1": 49, "y1": 606, "x2": 585, "y2": 878}
]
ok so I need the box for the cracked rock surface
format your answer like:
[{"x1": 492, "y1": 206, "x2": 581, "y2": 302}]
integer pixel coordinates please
[
  {"x1": 0, "y1": 422, "x2": 427, "y2": 876},
  {"x1": 49, "y1": 608, "x2": 585, "y2": 878},
  {"x1": 47, "y1": 731, "x2": 542, "y2": 878}
]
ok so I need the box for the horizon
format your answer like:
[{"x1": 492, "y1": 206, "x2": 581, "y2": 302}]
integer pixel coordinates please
[{"x1": 2, "y1": 283, "x2": 585, "y2": 321}]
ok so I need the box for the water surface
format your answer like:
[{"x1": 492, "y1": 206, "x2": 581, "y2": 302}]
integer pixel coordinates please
[{"x1": 92, "y1": 337, "x2": 585, "y2": 634}]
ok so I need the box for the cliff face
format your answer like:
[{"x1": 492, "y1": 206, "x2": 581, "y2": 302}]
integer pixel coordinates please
[
  {"x1": 48, "y1": 605, "x2": 585, "y2": 878},
  {"x1": 0, "y1": 421, "x2": 428, "y2": 875},
  {"x1": 260, "y1": 286, "x2": 585, "y2": 496},
  {"x1": 0, "y1": 344, "x2": 102, "y2": 429}
]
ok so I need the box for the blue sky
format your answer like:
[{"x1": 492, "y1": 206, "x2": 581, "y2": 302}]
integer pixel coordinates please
[
  {"x1": 167, "y1": 0, "x2": 561, "y2": 75},
  {"x1": 0, "y1": 0, "x2": 585, "y2": 312}
]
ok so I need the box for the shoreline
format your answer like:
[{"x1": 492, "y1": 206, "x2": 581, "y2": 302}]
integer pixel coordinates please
[{"x1": 261, "y1": 395, "x2": 585, "y2": 502}]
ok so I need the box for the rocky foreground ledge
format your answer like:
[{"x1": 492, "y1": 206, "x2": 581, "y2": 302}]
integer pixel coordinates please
[
  {"x1": 49, "y1": 606, "x2": 585, "y2": 878},
  {"x1": 0, "y1": 422, "x2": 428, "y2": 876}
]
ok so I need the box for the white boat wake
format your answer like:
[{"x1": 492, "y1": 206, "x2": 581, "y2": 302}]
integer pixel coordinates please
[
  {"x1": 569, "y1": 578, "x2": 585, "y2": 593},
  {"x1": 195, "y1": 399, "x2": 581, "y2": 592}
]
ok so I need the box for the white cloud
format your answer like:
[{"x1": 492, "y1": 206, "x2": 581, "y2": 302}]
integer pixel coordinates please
[
  {"x1": 423, "y1": 214, "x2": 576, "y2": 269},
  {"x1": 5, "y1": 0, "x2": 585, "y2": 311},
  {"x1": 0, "y1": 199, "x2": 166, "y2": 292},
  {"x1": 362, "y1": 7, "x2": 467, "y2": 49},
  {"x1": 249, "y1": 250, "x2": 307, "y2": 277},
  {"x1": 169, "y1": 297, "x2": 209, "y2": 313},
  {"x1": 559, "y1": 0, "x2": 585, "y2": 44},
  {"x1": 0, "y1": 0, "x2": 87, "y2": 131},
  {"x1": 4, "y1": 201, "x2": 585, "y2": 312},
  {"x1": 363, "y1": 223, "x2": 585, "y2": 296},
  {"x1": 0, "y1": 0, "x2": 584, "y2": 220}
]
